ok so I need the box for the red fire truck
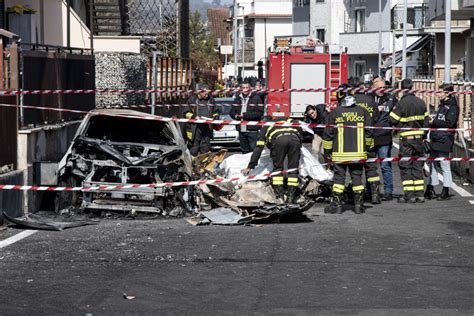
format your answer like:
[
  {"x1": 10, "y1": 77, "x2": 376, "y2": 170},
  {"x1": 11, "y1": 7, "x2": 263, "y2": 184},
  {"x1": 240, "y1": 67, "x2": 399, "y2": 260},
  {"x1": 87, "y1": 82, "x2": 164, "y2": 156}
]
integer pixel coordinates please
[{"x1": 265, "y1": 37, "x2": 348, "y2": 118}]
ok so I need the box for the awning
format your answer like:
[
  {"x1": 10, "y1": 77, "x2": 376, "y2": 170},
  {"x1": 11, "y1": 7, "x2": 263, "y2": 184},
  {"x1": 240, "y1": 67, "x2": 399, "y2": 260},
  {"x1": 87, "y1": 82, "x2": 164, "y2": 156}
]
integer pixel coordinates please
[{"x1": 383, "y1": 34, "x2": 433, "y2": 69}]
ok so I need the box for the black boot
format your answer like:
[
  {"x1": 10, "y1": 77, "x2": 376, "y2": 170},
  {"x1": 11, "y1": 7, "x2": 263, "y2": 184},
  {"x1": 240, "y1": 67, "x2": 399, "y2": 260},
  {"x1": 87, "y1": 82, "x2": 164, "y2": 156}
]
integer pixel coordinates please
[
  {"x1": 286, "y1": 186, "x2": 298, "y2": 204},
  {"x1": 398, "y1": 192, "x2": 416, "y2": 203},
  {"x1": 274, "y1": 186, "x2": 286, "y2": 201},
  {"x1": 370, "y1": 183, "x2": 381, "y2": 204},
  {"x1": 437, "y1": 187, "x2": 450, "y2": 201},
  {"x1": 424, "y1": 185, "x2": 436, "y2": 200},
  {"x1": 354, "y1": 192, "x2": 365, "y2": 214},
  {"x1": 324, "y1": 193, "x2": 343, "y2": 214}
]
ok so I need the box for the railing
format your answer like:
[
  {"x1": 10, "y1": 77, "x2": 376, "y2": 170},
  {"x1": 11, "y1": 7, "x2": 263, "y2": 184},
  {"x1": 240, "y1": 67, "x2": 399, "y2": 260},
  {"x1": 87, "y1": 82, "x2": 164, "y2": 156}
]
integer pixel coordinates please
[
  {"x1": 392, "y1": 5, "x2": 427, "y2": 30},
  {"x1": 21, "y1": 44, "x2": 95, "y2": 127},
  {"x1": 149, "y1": 54, "x2": 193, "y2": 116}
]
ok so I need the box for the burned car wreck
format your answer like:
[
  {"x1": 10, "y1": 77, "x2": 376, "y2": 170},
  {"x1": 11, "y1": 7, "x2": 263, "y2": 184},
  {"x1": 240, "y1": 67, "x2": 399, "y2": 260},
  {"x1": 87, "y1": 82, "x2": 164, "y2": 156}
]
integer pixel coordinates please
[{"x1": 56, "y1": 110, "x2": 194, "y2": 215}]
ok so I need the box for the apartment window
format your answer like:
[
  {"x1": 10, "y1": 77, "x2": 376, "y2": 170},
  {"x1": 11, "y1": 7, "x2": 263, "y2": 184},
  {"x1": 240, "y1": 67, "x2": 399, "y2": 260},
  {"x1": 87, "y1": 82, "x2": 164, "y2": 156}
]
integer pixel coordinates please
[
  {"x1": 294, "y1": 0, "x2": 309, "y2": 7},
  {"x1": 316, "y1": 28, "x2": 325, "y2": 43},
  {"x1": 355, "y1": 8, "x2": 365, "y2": 32},
  {"x1": 354, "y1": 61, "x2": 366, "y2": 78}
]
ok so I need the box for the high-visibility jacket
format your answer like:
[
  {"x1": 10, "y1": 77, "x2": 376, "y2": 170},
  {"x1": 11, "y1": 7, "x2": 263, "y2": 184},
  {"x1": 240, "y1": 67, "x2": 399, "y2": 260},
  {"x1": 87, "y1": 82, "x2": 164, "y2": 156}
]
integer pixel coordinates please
[
  {"x1": 389, "y1": 93, "x2": 429, "y2": 137},
  {"x1": 322, "y1": 105, "x2": 374, "y2": 162},
  {"x1": 247, "y1": 120, "x2": 302, "y2": 169}
]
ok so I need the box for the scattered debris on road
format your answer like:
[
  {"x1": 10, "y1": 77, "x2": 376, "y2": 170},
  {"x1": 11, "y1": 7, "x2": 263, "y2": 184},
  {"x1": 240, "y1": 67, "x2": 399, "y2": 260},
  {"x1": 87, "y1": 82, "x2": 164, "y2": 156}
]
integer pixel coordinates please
[{"x1": 2, "y1": 212, "x2": 98, "y2": 231}]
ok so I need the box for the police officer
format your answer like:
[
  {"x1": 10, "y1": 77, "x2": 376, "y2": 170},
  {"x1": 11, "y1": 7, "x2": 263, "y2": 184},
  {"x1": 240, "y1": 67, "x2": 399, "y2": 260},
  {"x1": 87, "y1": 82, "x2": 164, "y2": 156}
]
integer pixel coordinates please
[
  {"x1": 241, "y1": 118, "x2": 303, "y2": 204},
  {"x1": 425, "y1": 83, "x2": 460, "y2": 200},
  {"x1": 185, "y1": 87, "x2": 219, "y2": 158},
  {"x1": 349, "y1": 77, "x2": 382, "y2": 204},
  {"x1": 389, "y1": 79, "x2": 429, "y2": 203},
  {"x1": 323, "y1": 85, "x2": 374, "y2": 214}
]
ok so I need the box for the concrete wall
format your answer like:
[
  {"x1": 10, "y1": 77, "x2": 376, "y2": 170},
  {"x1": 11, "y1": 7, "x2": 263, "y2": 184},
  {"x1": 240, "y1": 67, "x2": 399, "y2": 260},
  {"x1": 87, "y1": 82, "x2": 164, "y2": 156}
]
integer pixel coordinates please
[
  {"x1": 18, "y1": 121, "x2": 80, "y2": 214},
  {"x1": 343, "y1": 0, "x2": 391, "y2": 33},
  {"x1": 434, "y1": 33, "x2": 466, "y2": 76},
  {"x1": 6, "y1": 0, "x2": 90, "y2": 48},
  {"x1": 254, "y1": 17, "x2": 292, "y2": 69},
  {"x1": 310, "y1": 0, "x2": 345, "y2": 44},
  {"x1": 94, "y1": 36, "x2": 142, "y2": 54},
  {"x1": 0, "y1": 170, "x2": 24, "y2": 225},
  {"x1": 293, "y1": 5, "x2": 310, "y2": 35}
]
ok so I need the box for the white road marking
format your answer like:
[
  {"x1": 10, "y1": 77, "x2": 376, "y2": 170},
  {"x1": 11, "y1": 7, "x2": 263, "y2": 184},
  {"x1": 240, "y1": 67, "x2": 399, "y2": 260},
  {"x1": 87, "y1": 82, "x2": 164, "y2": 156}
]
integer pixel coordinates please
[
  {"x1": 0, "y1": 230, "x2": 37, "y2": 249},
  {"x1": 392, "y1": 142, "x2": 473, "y2": 197},
  {"x1": 469, "y1": 201, "x2": 474, "y2": 205}
]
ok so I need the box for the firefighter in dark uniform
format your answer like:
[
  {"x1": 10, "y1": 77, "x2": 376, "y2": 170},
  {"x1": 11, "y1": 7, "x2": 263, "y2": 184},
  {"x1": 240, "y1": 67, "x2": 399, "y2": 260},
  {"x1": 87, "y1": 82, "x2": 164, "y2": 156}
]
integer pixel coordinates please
[
  {"x1": 323, "y1": 86, "x2": 374, "y2": 214},
  {"x1": 184, "y1": 88, "x2": 219, "y2": 158},
  {"x1": 241, "y1": 118, "x2": 303, "y2": 204},
  {"x1": 389, "y1": 79, "x2": 429, "y2": 203},
  {"x1": 349, "y1": 77, "x2": 382, "y2": 204}
]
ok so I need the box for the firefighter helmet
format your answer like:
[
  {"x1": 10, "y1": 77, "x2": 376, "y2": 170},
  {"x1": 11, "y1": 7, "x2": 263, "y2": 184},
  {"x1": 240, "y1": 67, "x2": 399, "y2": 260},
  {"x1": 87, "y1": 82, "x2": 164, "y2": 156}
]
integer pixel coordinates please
[{"x1": 335, "y1": 83, "x2": 351, "y2": 104}]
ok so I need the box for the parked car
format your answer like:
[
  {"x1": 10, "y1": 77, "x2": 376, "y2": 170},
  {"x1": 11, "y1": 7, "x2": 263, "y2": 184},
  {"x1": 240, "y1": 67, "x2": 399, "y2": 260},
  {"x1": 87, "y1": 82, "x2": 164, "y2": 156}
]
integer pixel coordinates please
[
  {"x1": 55, "y1": 109, "x2": 194, "y2": 215},
  {"x1": 211, "y1": 97, "x2": 240, "y2": 147}
]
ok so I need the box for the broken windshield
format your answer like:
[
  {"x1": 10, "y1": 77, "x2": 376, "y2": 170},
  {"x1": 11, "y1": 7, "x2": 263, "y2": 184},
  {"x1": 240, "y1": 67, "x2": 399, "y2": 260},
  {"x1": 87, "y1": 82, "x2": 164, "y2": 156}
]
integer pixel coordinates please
[{"x1": 84, "y1": 115, "x2": 176, "y2": 145}]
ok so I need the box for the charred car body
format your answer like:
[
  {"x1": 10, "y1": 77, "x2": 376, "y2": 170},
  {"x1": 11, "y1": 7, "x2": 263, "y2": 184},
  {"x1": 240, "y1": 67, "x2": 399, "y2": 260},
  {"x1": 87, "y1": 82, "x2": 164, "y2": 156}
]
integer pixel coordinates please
[{"x1": 56, "y1": 110, "x2": 194, "y2": 215}]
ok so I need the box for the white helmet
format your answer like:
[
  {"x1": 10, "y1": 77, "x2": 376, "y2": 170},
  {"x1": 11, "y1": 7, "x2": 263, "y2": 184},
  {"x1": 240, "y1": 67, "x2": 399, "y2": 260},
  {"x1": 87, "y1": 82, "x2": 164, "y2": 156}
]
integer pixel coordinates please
[{"x1": 341, "y1": 95, "x2": 356, "y2": 107}]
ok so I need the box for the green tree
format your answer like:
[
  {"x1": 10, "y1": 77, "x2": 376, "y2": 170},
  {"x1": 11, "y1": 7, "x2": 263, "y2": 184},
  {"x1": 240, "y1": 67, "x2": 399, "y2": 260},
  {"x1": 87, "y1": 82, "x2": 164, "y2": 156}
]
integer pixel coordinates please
[{"x1": 189, "y1": 10, "x2": 220, "y2": 70}]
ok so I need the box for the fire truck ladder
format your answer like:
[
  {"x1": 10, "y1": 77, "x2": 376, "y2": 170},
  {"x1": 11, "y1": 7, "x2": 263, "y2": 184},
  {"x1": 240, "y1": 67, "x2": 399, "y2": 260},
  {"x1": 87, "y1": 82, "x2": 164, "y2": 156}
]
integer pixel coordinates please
[{"x1": 329, "y1": 52, "x2": 342, "y2": 104}]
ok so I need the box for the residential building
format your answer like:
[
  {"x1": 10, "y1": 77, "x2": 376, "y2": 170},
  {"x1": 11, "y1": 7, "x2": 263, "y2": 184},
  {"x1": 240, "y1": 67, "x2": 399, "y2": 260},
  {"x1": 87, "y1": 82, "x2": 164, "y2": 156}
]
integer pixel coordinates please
[
  {"x1": 425, "y1": 0, "x2": 474, "y2": 81},
  {"x1": 228, "y1": 0, "x2": 292, "y2": 78},
  {"x1": 340, "y1": 0, "x2": 427, "y2": 78},
  {"x1": 293, "y1": 0, "x2": 345, "y2": 45},
  {"x1": 3, "y1": 0, "x2": 190, "y2": 56}
]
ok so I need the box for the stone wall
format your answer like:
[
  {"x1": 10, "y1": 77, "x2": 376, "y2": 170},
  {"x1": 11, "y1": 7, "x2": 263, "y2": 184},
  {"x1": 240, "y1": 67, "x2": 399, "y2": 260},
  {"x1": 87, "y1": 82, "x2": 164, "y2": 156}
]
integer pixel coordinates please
[{"x1": 95, "y1": 53, "x2": 148, "y2": 108}]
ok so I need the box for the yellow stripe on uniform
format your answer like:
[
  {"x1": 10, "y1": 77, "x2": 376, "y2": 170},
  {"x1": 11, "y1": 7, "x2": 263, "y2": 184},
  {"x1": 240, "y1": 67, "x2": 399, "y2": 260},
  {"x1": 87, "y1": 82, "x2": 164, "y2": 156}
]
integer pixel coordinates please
[
  {"x1": 272, "y1": 177, "x2": 284, "y2": 185},
  {"x1": 333, "y1": 183, "x2": 345, "y2": 193},
  {"x1": 403, "y1": 186, "x2": 416, "y2": 191},
  {"x1": 413, "y1": 180, "x2": 424, "y2": 185},
  {"x1": 389, "y1": 111, "x2": 401, "y2": 121},
  {"x1": 352, "y1": 185, "x2": 364, "y2": 192},
  {"x1": 400, "y1": 130, "x2": 424, "y2": 137},
  {"x1": 186, "y1": 131, "x2": 193, "y2": 140},
  {"x1": 267, "y1": 127, "x2": 298, "y2": 141},
  {"x1": 256, "y1": 141, "x2": 266, "y2": 146},
  {"x1": 414, "y1": 186, "x2": 424, "y2": 191},
  {"x1": 367, "y1": 177, "x2": 380, "y2": 183},
  {"x1": 402, "y1": 180, "x2": 414, "y2": 185},
  {"x1": 399, "y1": 114, "x2": 429, "y2": 122},
  {"x1": 337, "y1": 123, "x2": 344, "y2": 154},
  {"x1": 323, "y1": 140, "x2": 333, "y2": 149},
  {"x1": 288, "y1": 177, "x2": 299, "y2": 187},
  {"x1": 357, "y1": 122, "x2": 363, "y2": 154}
]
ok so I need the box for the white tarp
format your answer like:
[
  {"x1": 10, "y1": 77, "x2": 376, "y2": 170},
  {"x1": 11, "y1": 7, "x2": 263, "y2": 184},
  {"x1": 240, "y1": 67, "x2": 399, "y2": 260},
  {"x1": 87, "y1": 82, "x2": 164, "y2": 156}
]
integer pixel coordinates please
[{"x1": 220, "y1": 147, "x2": 332, "y2": 184}]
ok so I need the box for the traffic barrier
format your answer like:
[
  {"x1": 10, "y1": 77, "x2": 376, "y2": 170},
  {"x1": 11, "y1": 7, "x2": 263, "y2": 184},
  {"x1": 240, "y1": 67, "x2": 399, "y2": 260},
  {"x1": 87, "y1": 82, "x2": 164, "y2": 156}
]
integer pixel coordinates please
[
  {"x1": 0, "y1": 85, "x2": 472, "y2": 96},
  {"x1": 0, "y1": 156, "x2": 473, "y2": 192},
  {"x1": 2, "y1": 103, "x2": 472, "y2": 132}
]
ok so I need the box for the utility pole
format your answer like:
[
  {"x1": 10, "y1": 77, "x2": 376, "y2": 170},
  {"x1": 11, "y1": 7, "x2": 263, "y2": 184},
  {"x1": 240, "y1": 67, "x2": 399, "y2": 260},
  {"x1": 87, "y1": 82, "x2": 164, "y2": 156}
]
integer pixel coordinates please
[
  {"x1": 242, "y1": 15, "x2": 245, "y2": 79},
  {"x1": 402, "y1": 0, "x2": 407, "y2": 79},
  {"x1": 378, "y1": 0, "x2": 382, "y2": 76},
  {"x1": 233, "y1": 0, "x2": 238, "y2": 78},
  {"x1": 444, "y1": 0, "x2": 451, "y2": 83}
]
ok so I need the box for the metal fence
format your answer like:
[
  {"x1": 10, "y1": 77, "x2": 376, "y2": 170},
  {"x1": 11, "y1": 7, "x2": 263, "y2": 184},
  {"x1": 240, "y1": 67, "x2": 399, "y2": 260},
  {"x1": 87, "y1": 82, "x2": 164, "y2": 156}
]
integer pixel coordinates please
[
  {"x1": 149, "y1": 53, "x2": 192, "y2": 117},
  {"x1": 21, "y1": 45, "x2": 95, "y2": 127},
  {"x1": 413, "y1": 77, "x2": 473, "y2": 147}
]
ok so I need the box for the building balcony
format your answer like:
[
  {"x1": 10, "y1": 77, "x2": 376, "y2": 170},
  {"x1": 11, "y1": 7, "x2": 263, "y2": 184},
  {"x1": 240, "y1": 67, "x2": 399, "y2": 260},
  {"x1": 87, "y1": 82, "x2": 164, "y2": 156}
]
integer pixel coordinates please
[
  {"x1": 391, "y1": 5, "x2": 427, "y2": 30},
  {"x1": 425, "y1": 0, "x2": 474, "y2": 22},
  {"x1": 340, "y1": 31, "x2": 393, "y2": 55}
]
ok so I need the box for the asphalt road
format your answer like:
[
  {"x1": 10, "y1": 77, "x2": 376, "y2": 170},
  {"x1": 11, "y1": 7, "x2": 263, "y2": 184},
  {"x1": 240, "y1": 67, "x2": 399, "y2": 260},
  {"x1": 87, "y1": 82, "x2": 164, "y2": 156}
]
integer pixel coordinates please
[{"x1": 1, "y1": 162, "x2": 474, "y2": 314}]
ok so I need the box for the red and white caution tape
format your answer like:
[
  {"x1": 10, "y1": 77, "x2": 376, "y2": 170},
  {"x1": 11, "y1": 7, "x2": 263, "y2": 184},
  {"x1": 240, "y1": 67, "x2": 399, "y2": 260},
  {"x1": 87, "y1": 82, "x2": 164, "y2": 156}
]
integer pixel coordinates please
[
  {"x1": 4, "y1": 103, "x2": 473, "y2": 132},
  {"x1": 0, "y1": 157, "x2": 473, "y2": 192},
  {"x1": 0, "y1": 86, "x2": 472, "y2": 96}
]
